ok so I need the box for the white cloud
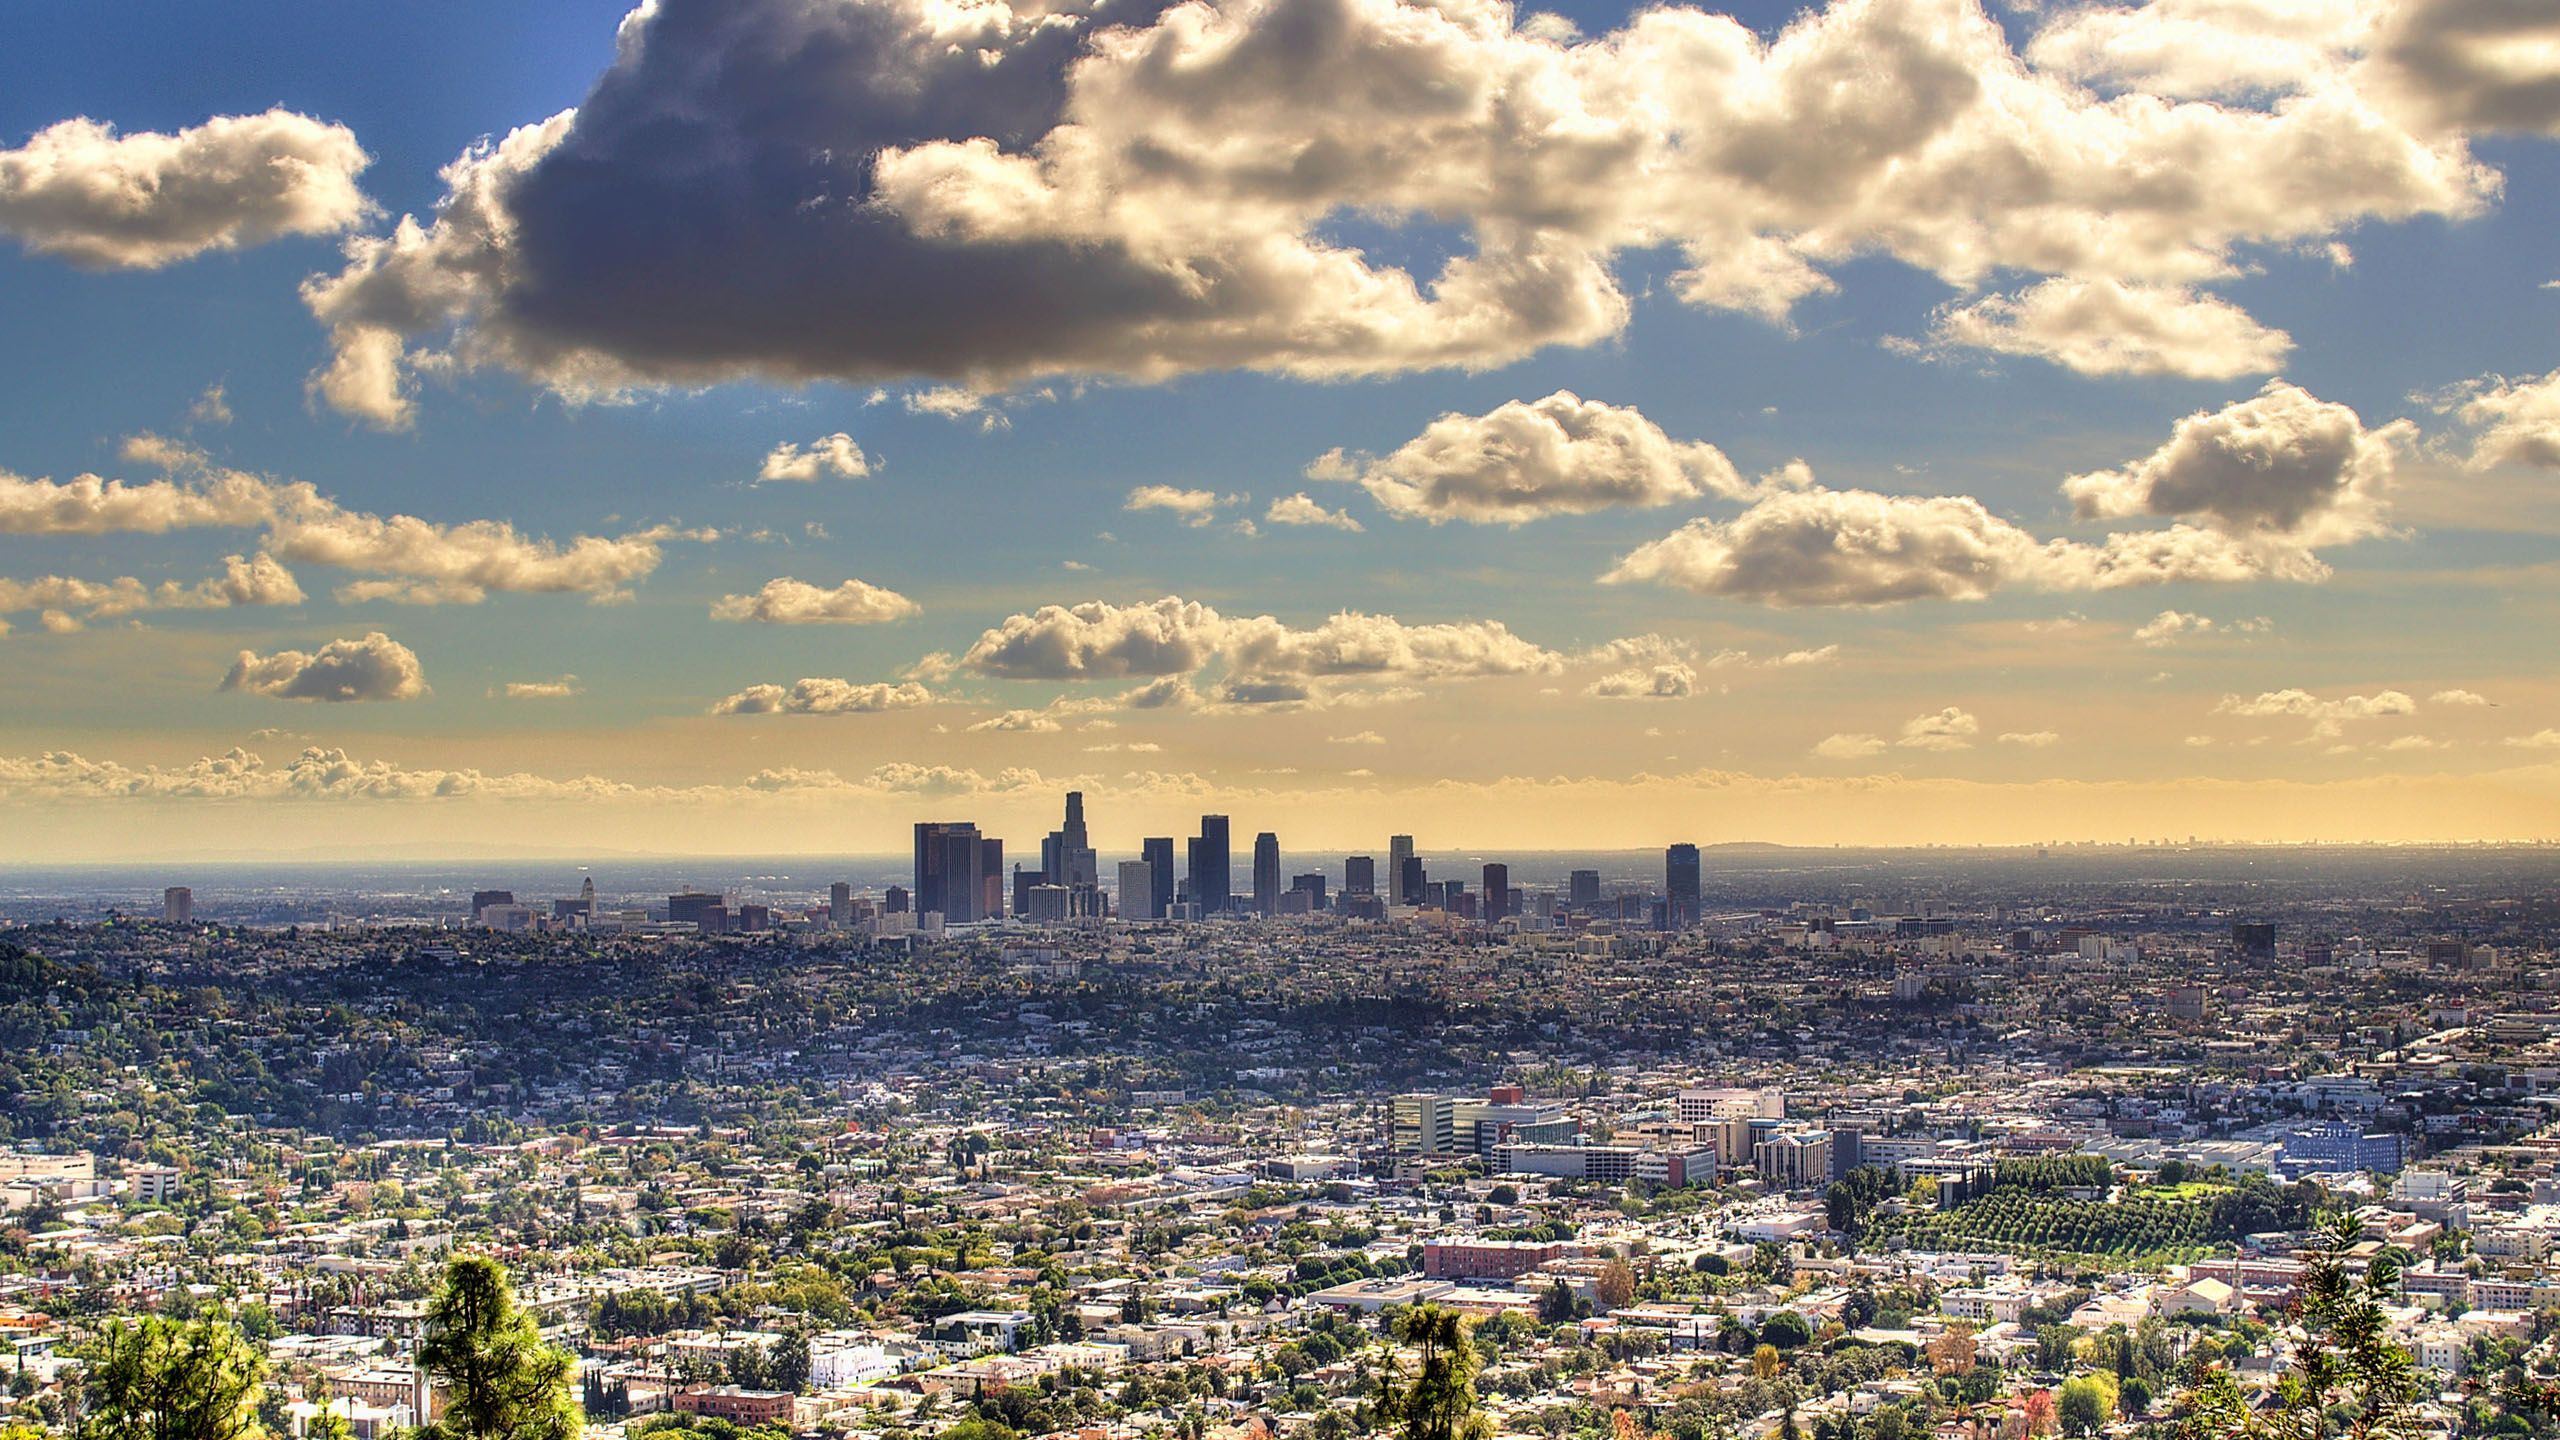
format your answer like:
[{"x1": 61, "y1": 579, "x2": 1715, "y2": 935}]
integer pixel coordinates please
[
  {"x1": 1907, "y1": 278, "x2": 2293, "y2": 379},
  {"x1": 1584, "y1": 661, "x2": 1699, "y2": 700},
  {"x1": 222, "y1": 631, "x2": 427, "y2": 703},
  {"x1": 0, "y1": 110, "x2": 373, "y2": 269},
  {"x1": 498, "y1": 675, "x2": 581, "y2": 699},
  {"x1": 1813, "y1": 732, "x2": 1889, "y2": 759},
  {"x1": 1607, "y1": 482, "x2": 2306, "y2": 607},
  {"x1": 2133, "y1": 609, "x2": 2273, "y2": 646},
  {"x1": 1329, "y1": 730, "x2": 1388, "y2": 745},
  {"x1": 189, "y1": 385, "x2": 234, "y2": 427},
  {"x1": 710, "y1": 679, "x2": 937, "y2": 715},
  {"x1": 2062, "y1": 379, "x2": 2412, "y2": 546},
  {"x1": 709, "y1": 576, "x2": 919, "y2": 625},
  {"x1": 2430, "y1": 688, "x2": 2491, "y2": 706},
  {"x1": 1998, "y1": 730, "x2": 2062, "y2": 747},
  {"x1": 2215, "y1": 685, "x2": 2418, "y2": 738},
  {"x1": 2359, "y1": 0, "x2": 2560, "y2": 138},
  {"x1": 1898, "y1": 706, "x2": 1982, "y2": 750},
  {"x1": 2426, "y1": 368, "x2": 2560, "y2": 470},
  {"x1": 1265, "y1": 493, "x2": 1364, "y2": 531},
  {"x1": 1124, "y1": 485, "x2": 1239, "y2": 527},
  {"x1": 757, "y1": 433, "x2": 872, "y2": 482},
  {"x1": 2026, "y1": 0, "x2": 2376, "y2": 102},
  {"x1": 0, "y1": 553, "x2": 303, "y2": 628},
  {"x1": 2506, "y1": 729, "x2": 2560, "y2": 749},
  {"x1": 298, "y1": 0, "x2": 2497, "y2": 420},
  {"x1": 0, "y1": 458, "x2": 707, "y2": 603},
  {"x1": 1310, "y1": 391, "x2": 1746, "y2": 525}
]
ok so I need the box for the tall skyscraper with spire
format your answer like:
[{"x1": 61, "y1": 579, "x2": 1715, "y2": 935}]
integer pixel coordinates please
[{"x1": 1041, "y1": 790, "x2": 1100, "y2": 914}]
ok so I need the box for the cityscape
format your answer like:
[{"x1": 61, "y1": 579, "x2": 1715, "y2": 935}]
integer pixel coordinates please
[{"x1": 7, "y1": 0, "x2": 2560, "y2": 1438}]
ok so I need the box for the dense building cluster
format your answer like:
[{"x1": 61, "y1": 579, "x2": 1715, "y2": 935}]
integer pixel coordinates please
[{"x1": 2, "y1": 823, "x2": 2558, "y2": 1439}]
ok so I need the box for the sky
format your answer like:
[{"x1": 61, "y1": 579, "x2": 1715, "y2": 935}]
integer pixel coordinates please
[{"x1": 2, "y1": 0, "x2": 2559, "y2": 861}]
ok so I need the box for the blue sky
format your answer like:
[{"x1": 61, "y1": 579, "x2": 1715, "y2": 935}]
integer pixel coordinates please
[{"x1": 1, "y1": 0, "x2": 2557, "y2": 858}]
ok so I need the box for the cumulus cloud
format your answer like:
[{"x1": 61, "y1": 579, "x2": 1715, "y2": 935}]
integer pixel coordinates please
[
  {"x1": 758, "y1": 433, "x2": 872, "y2": 482},
  {"x1": 498, "y1": 675, "x2": 581, "y2": 699},
  {"x1": 1998, "y1": 730, "x2": 2061, "y2": 747},
  {"x1": 1907, "y1": 278, "x2": 2293, "y2": 378},
  {"x1": 296, "y1": 0, "x2": 2498, "y2": 421},
  {"x1": 2062, "y1": 379, "x2": 2413, "y2": 545},
  {"x1": 2215, "y1": 685, "x2": 2417, "y2": 737},
  {"x1": 1310, "y1": 391, "x2": 1746, "y2": 525},
  {"x1": 0, "y1": 110, "x2": 373, "y2": 269},
  {"x1": 709, "y1": 576, "x2": 920, "y2": 625},
  {"x1": 2026, "y1": 0, "x2": 2376, "y2": 102},
  {"x1": 1265, "y1": 493, "x2": 1364, "y2": 531},
  {"x1": 2133, "y1": 609, "x2": 2272, "y2": 646},
  {"x1": 2507, "y1": 729, "x2": 2560, "y2": 749},
  {"x1": 955, "y1": 594, "x2": 1557, "y2": 708},
  {"x1": 0, "y1": 457, "x2": 706, "y2": 603},
  {"x1": 1898, "y1": 706, "x2": 1981, "y2": 750},
  {"x1": 0, "y1": 553, "x2": 303, "y2": 629},
  {"x1": 222, "y1": 631, "x2": 427, "y2": 703},
  {"x1": 0, "y1": 744, "x2": 1045, "y2": 805},
  {"x1": 1124, "y1": 486, "x2": 1239, "y2": 527},
  {"x1": 1813, "y1": 732, "x2": 1888, "y2": 758},
  {"x1": 1585, "y1": 661, "x2": 1698, "y2": 700},
  {"x1": 1606, "y1": 481, "x2": 2308, "y2": 607},
  {"x1": 2430, "y1": 688, "x2": 2491, "y2": 705},
  {"x1": 710, "y1": 678, "x2": 937, "y2": 715},
  {"x1": 2359, "y1": 0, "x2": 2560, "y2": 137},
  {"x1": 2426, "y1": 368, "x2": 2560, "y2": 470}
]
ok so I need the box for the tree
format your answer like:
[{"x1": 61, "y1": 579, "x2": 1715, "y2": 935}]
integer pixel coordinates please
[
  {"x1": 419, "y1": 1256, "x2": 582, "y2": 1440},
  {"x1": 1759, "y1": 1312, "x2": 1813, "y2": 1351},
  {"x1": 2056, "y1": 1375, "x2": 2117, "y2": 1435},
  {"x1": 1375, "y1": 1306, "x2": 1491, "y2": 1440},
  {"x1": 1596, "y1": 1260, "x2": 1637, "y2": 1311},
  {"x1": 1926, "y1": 1322, "x2": 1979, "y2": 1376},
  {"x1": 2171, "y1": 1212, "x2": 2428, "y2": 1440},
  {"x1": 77, "y1": 1316, "x2": 266, "y2": 1440}
]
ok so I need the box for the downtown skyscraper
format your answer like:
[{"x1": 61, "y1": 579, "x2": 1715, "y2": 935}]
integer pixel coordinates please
[{"x1": 1188, "y1": 814, "x2": 1231, "y2": 916}]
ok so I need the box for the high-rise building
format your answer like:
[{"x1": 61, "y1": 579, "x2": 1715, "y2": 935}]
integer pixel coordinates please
[
  {"x1": 1666, "y1": 843, "x2": 1701, "y2": 929},
  {"x1": 668, "y1": 891, "x2": 724, "y2": 931},
  {"x1": 471, "y1": 889, "x2": 516, "y2": 921},
  {"x1": 1569, "y1": 869, "x2": 1601, "y2": 908},
  {"x1": 1345, "y1": 855, "x2": 1376, "y2": 896},
  {"x1": 1141, "y1": 837, "x2": 1175, "y2": 920},
  {"x1": 1399, "y1": 855, "x2": 1425, "y2": 907},
  {"x1": 1481, "y1": 863, "x2": 1510, "y2": 922},
  {"x1": 163, "y1": 886, "x2": 193, "y2": 925},
  {"x1": 1388, "y1": 835, "x2": 1416, "y2": 904},
  {"x1": 980, "y1": 837, "x2": 1006, "y2": 920},
  {"x1": 1189, "y1": 815, "x2": 1231, "y2": 916},
  {"x1": 914, "y1": 822, "x2": 988, "y2": 922},
  {"x1": 1041, "y1": 790, "x2": 1098, "y2": 902},
  {"x1": 829, "y1": 882, "x2": 852, "y2": 927},
  {"x1": 1117, "y1": 859, "x2": 1156, "y2": 920},
  {"x1": 1290, "y1": 873, "x2": 1328, "y2": 912},
  {"x1": 1252, "y1": 831, "x2": 1281, "y2": 916},
  {"x1": 884, "y1": 885, "x2": 910, "y2": 914},
  {"x1": 1393, "y1": 1093, "x2": 1458, "y2": 1155}
]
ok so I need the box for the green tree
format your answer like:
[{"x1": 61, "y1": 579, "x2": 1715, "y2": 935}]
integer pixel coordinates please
[
  {"x1": 419, "y1": 1256, "x2": 582, "y2": 1440},
  {"x1": 2056, "y1": 1374, "x2": 2117, "y2": 1435},
  {"x1": 2172, "y1": 1212, "x2": 2426, "y2": 1440},
  {"x1": 77, "y1": 1316, "x2": 266, "y2": 1440},
  {"x1": 1376, "y1": 1306, "x2": 1492, "y2": 1440}
]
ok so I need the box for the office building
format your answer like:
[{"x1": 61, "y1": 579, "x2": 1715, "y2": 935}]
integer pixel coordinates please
[
  {"x1": 980, "y1": 837, "x2": 1005, "y2": 920},
  {"x1": 1252, "y1": 831, "x2": 1281, "y2": 916},
  {"x1": 1481, "y1": 862, "x2": 1509, "y2": 922},
  {"x1": 1189, "y1": 815, "x2": 1231, "y2": 916},
  {"x1": 1393, "y1": 1092, "x2": 1458, "y2": 1155},
  {"x1": 914, "y1": 822, "x2": 989, "y2": 923},
  {"x1": 1345, "y1": 855, "x2": 1376, "y2": 897},
  {"x1": 1117, "y1": 859, "x2": 1155, "y2": 920},
  {"x1": 1388, "y1": 835, "x2": 1415, "y2": 904},
  {"x1": 1290, "y1": 873, "x2": 1328, "y2": 912},
  {"x1": 1569, "y1": 869, "x2": 1600, "y2": 908},
  {"x1": 1399, "y1": 855, "x2": 1425, "y2": 907},
  {"x1": 163, "y1": 886, "x2": 193, "y2": 925},
  {"x1": 668, "y1": 891, "x2": 724, "y2": 931},
  {"x1": 828, "y1": 882, "x2": 852, "y2": 927},
  {"x1": 884, "y1": 885, "x2": 910, "y2": 914},
  {"x1": 470, "y1": 889, "x2": 516, "y2": 921},
  {"x1": 1141, "y1": 837, "x2": 1175, "y2": 920},
  {"x1": 1666, "y1": 843, "x2": 1701, "y2": 929},
  {"x1": 1753, "y1": 1128, "x2": 1832, "y2": 1190}
]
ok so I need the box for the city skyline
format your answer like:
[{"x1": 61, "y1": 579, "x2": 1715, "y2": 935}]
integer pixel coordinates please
[{"x1": 4, "y1": 0, "x2": 2560, "y2": 860}]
